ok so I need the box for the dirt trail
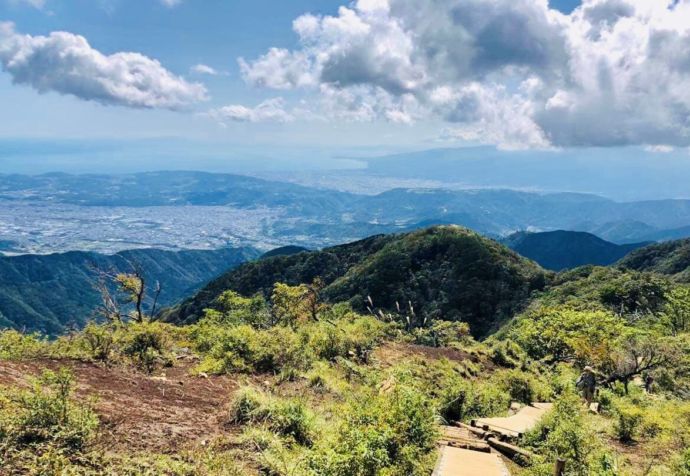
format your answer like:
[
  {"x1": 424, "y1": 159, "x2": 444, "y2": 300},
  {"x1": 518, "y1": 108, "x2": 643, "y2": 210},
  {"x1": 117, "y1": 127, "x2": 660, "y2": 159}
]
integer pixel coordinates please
[{"x1": 0, "y1": 359, "x2": 242, "y2": 453}]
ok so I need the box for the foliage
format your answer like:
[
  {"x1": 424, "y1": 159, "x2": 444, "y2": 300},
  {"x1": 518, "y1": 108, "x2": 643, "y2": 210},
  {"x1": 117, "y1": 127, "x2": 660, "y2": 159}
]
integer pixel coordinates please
[
  {"x1": 538, "y1": 266, "x2": 670, "y2": 317},
  {"x1": 509, "y1": 307, "x2": 625, "y2": 365},
  {"x1": 229, "y1": 387, "x2": 315, "y2": 446},
  {"x1": 611, "y1": 398, "x2": 643, "y2": 443},
  {"x1": 662, "y1": 286, "x2": 690, "y2": 335},
  {"x1": 0, "y1": 330, "x2": 50, "y2": 360},
  {"x1": 170, "y1": 226, "x2": 548, "y2": 337},
  {"x1": 522, "y1": 392, "x2": 615, "y2": 476},
  {"x1": 308, "y1": 385, "x2": 438, "y2": 476},
  {"x1": 193, "y1": 301, "x2": 387, "y2": 375},
  {"x1": 411, "y1": 320, "x2": 471, "y2": 347},
  {"x1": 116, "y1": 321, "x2": 173, "y2": 372},
  {"x1": 81, "y1": 321, "x2": 115, "y2": 361},
  {"x1": 271, "y1": 282, "x2": 314, "y2": 328},
  {"x1": 0, "y1": 368, "x2": 98, "y2": 466}
]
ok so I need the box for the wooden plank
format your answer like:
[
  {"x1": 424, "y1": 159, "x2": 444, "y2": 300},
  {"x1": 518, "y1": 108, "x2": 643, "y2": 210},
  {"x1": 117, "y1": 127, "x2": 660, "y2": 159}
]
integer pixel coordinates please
[{"x1": 433, "y1": 446, "x2": 511, "y2": 476}]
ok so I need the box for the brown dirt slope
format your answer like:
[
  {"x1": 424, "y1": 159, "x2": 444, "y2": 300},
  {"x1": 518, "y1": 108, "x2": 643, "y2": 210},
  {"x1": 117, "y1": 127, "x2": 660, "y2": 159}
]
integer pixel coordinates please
[{"x1": 0, "y1": 359, "x2": 241, "y2": 454}]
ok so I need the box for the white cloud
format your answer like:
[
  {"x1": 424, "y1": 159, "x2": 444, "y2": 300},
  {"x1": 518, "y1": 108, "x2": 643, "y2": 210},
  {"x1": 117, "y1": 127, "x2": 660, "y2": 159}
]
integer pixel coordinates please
[
  {"x1": 8, "y1": 0, "x2": 46, "y2": 9},
  {"x1": 644, "y1": 145, "x2": 675, "y2": 153},
  {"x1": 206, "y1": 98, "x2": 294, "y2": 123},
  {"x1": 159, "y1": 0, "x2": 182, "y2": 7},
  {"x1": 0, "y1": 22, "x2": 208, "y2": 110},
  {"x1": 191, "y1": 64, "x2": 218, "y2": 76},
  {"x1": 239, "y1": 0, "x2": 690, "y2": 149}
]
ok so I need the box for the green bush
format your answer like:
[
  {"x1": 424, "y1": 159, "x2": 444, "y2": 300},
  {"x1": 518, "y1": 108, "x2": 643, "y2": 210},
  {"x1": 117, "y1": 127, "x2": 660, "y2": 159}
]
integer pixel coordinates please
[
  {"x1": 612, "y1": 399, "x2": 643, "y2": 443},
  {"x1": 81, "y1": 322, "x2": 115, "y2": 361},
  {"x1": 228, "y1": 387, "x2": 315, "y2": 446},
  {"x1": 412, "y1": 321, "x2": 471, "y2": 347},
  {"x1": 673, "y1": 448, "x2": 690, "y2": 476},
  {"x1": 0, "y1": 330, "x2": 50, "y2": 360},
  {"x1": 308, "y1": 316, "x2": 386, "y2": 363},
  {"x1": 492, "y1": 369, "x2": 536, "y2": 404},
  {"x1": 309, "y1": 385, "x2": 437, "y2": 476},
  {"x1": 439, "y1": 379, "x2": 506, "y2": 423},
  {"x1": 117, "y1": 321, "x2": 171, "y2": 372},
  {"x1": 0, "y1": 368, "x2": 98, "y2": 453},
  {"x1": 196, "y1": 324, "x2": 310, "y2": 374},
  {"x1": 523, "y1": 392, "x2": 614, "y2": 476}
]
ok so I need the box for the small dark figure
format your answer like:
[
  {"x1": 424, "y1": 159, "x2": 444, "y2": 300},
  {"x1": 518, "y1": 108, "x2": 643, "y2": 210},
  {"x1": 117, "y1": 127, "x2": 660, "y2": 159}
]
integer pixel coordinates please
[
  {"x1": 576, "y1": 366, "x2": 597, "y2": 405},
  {"x1": 644, "y1": 373, "x2": 654, "y2": 393}
]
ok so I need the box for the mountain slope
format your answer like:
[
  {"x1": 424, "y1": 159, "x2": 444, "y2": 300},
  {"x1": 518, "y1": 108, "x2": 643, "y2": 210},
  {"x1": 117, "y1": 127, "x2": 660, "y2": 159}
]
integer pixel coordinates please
[
  {"x1": 165, "y1": 226, "x2": 548, "y2": 337},
  {"x1": 0, "y1": 247, "x2": 259, "y2": 334},
  {"x1": 502, "y1": 231, "x2": 649, "y2": 271},
  {"x1": 617, "y1": 239, "x2": 690, "y2": 282}
]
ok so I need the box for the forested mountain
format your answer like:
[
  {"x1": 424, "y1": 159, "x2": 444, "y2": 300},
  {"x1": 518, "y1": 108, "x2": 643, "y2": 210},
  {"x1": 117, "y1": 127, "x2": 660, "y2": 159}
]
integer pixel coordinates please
[
  {"x1": 164, "y1": 226, "x2": 548, "y2": 337},
  {"x1": 502, "y1": 230, "x2": 648, "y2": 271},
  {"x1": 0, "y1": 247, "x2": 259, "y2": 334},
  {"x1": 618, "y1": 239, "x2": 690, "y2": 282}
]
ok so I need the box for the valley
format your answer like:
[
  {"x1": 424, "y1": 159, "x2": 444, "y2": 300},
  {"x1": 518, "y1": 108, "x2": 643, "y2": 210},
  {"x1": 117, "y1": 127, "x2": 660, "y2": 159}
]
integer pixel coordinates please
[{"x1": 3, "y1": 172, "x2": 690, "y2": 257}]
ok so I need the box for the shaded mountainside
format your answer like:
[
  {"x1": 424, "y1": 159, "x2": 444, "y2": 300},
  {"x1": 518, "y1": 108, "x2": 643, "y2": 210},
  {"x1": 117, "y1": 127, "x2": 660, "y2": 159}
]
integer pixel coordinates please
[
  {"x1": 164, "y1": 226, "x2": 548, "y2": 337},
  {"x1": 0, "y1": 247, "x2": 259, "y2": 334},
  {"x1": 618, "y1": 238, "x2": 690, "y2": 282},
  {"x1": 502, "y1": 230, "x2": 649, "y2": 271}
]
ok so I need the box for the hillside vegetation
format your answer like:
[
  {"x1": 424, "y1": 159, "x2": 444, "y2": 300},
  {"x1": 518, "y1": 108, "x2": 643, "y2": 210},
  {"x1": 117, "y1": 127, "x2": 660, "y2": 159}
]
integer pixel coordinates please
[
  {"x1": 618, "y1": 238, "x2": 690, "y2": 282},
  {"x1": 0, "y1": 247, "x2": 259, "y2": 334},
  {"x1": 1, "y1": 226, "x2": 689, "y2": 475},
  {"x1": 165, "y1": 226, "x2": 548, "y2": 337}
]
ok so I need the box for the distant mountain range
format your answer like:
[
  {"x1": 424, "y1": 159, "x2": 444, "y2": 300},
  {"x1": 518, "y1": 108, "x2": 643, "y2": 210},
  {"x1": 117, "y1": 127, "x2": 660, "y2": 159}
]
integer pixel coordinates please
[
  {"x1": 0, "y1": 247, "x2": 259, "y2": 334},
  {"x1": 3, "y1": 171, "x2": 690, "y2": 253},
  {"x1": 164, "y1": 226, "x2": 547, "y2": 337},
  {"x1": 363, "y1": 146, "x2": 690, "y2": 201},
  {"x1": 502, "y1": 231, "x2": 649, "y2": 271}
]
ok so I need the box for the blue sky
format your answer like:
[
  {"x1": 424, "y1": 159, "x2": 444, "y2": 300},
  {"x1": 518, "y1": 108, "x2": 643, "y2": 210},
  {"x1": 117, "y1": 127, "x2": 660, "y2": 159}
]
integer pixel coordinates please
[{"x1": 1, "y1": 0, "x2": 689, "y2": 172}]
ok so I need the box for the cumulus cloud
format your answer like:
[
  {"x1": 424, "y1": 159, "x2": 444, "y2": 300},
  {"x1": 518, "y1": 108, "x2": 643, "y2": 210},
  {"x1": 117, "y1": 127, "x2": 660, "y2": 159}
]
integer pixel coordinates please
[
  {"x1": 0, "y1": 22, "x2": 207, "y2": 110},
  {"x1": 206, "y1": 98, "x2": 294, "y2": 123},
  {"x1": 238, "y1": 0, "x2": 690, "y2": 148}
]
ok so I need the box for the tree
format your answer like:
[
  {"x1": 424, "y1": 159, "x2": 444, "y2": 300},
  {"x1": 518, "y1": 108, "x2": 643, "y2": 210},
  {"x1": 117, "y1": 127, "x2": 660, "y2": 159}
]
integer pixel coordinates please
[
  {"x1": 116, "y1": 271, "x2": 146, "y2": 323},
  {"x1": 602, "y1": 332, "x2": 679, "y2": 394},
  {"x1": 271, "y1": 283, "x2": 311, "y2": 328},
  {"x1": 509, "y1": 307, "x2": 625, "y2": 365},
  {"x1": 305, "y1": 277, "x2": 327, "y2": 322},
  {"x1": 663, "y1": 286, "x2": 690, "y2": 335}
]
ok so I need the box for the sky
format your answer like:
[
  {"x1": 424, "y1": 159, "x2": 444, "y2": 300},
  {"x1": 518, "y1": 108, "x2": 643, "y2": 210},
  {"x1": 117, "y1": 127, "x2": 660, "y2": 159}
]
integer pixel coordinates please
[{"x1": 1, "y1": 0, "x2": 690, "y2": 172}]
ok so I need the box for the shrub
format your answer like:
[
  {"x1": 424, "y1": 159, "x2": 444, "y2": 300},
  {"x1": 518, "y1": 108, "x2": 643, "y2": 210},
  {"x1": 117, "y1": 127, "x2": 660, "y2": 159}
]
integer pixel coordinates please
[
  {"x1": 673, "y1": 448, "x2": 690, "y2": 476},
  {"x1": 612, "y1": 399, "x2": 643, "y2": 443},
  {"x1": 229, "y1": 387, "x2": 267, "y2": 424},
  {"x1": 0, "y1": 330, "x2": 49, "y2": 360},
  {"x1": 309, "y1": 385, "x2": 437, "y2": 476},
  {"x1": 523, "y1": 392, "x2": 613, "y2": 476},
  {"x1": 81, "y1": 322, "x2": 115, "y2": 361},
  {"x1": 307, "y1": 317, "x2": 386, "y2": 363},
  {"x1": 412, "y1": 321, "x2": 471, "y2": 347},
  {"x1": 0, "y1": 368, "x2": 98, "y2": 452},
  {"x1": 228, "y1": 387, "x2": 315, "y2": 446},
  {"x1": 437, "y1": 371, "x2": 514, "y2": 424},
  {"x1": 117, "y1": 321, "x2": 171, "y2": 372},
  {"x1": 196, "y1": 324, "x2": 310, "y2": 375}
]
